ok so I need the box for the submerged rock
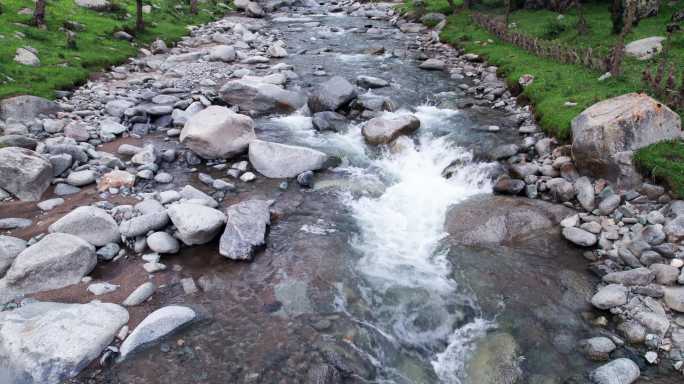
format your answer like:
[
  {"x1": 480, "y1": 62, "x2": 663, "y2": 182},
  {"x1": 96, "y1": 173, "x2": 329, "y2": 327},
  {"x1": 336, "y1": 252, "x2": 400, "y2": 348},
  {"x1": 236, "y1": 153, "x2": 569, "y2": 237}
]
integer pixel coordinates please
[
  {"x1": 589, "y1": 358, "x2": 640, "y2": 384},
  {"x1": 308, "y1": 76, "x2": 357, "y2": 112},
  {"x1": 465, "y1": 332, "x2": 522, "y2": 384}
]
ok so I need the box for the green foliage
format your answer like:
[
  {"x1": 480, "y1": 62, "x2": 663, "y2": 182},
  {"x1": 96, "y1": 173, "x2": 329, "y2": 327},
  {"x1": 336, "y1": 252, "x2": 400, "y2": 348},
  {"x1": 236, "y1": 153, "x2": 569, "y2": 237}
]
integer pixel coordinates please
[
  {"x1": 0, "y1": 0, "x2": 230, "y2": 100},
  {"x1": 634, "y1": 141, "x2": 684, "y2": 198},
  {"x1": 540, "y1": 16, "x2": 568, "y2": 39}
]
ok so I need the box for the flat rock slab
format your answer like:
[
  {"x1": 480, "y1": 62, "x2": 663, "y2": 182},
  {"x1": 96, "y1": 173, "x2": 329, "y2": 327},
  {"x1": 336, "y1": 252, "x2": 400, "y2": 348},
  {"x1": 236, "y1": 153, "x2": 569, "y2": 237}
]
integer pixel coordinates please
[
  {"x1": 249, "y1": 140, "x2": 328, "y2": 178},
  {"x1": 0, "y1": 301, "x2": 128, "y2": 384},
  {"x1": 219, "y1": 200, "x2": 272, "y2": 260},
  {"x1": 167, "y1": 203, "x2": 226, "y2": 245},
  {"x1": 0, "y1": 147, "x2": 53, "y2": 202}
]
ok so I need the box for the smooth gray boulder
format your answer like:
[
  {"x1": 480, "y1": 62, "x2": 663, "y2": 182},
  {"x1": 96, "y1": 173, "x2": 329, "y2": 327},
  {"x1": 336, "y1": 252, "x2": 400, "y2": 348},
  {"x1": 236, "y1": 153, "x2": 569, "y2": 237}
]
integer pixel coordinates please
[
  {"x1": 249, "y1": 140, "x2": 328, "y2": 178},
  {"x1": 574, "y1": 176, "x2": 595, "y2": 211},
  {"x1": 308, "y1": 76, "x2": 357, "y2": 112},
  {"x1": 603, "y1": 267, "x2": 655, "y2": 286},
  {"x1": 664, "y1": 287, "x2": 684, "y2": 312},
  {"x1": 219, "y1": 200, "x2": 271, "y2": 260},
  {"x1": 579, "y1": 337, "x2": 616, "y2": 361},
  {"x1": 591, "y1": 284, "x2": 628, "y2": 309},
  {"x1": 179, "y1": 185, "x2": 218, "y2": 208},
  {"x1": 119, "y1": 211, "x2": 169, "y2": 238},
  {"x1": 48, "y1": 206, "x2": 120, "y2": 247},
  {"x1": 207, "y1": 45, "x2": 236, "y2": 62},
  {"x1": 180, "y1": 106, "x2": 255, "y2": 159},
  {"x1": 589, "y1": 358, "x2": 640, "y2": 384},
  {"x1": 167, "y1": 203, "x2": 226, "y2": 245},
  {"x1": 118, "y1": 305, "x2": 196, "y2": 361},
  {"x1": 74, "y1": 0, "x2": 111, "y2": 10},
  {"x1": 0, "y1": 236, "x2": 27, "y2": 277},
  {"x1": 0, "y1": 147, "x2": 53, "y2": 201},
  {"x1": 571, "y1": 93, "x2": 681, "y2": 188},
  {"x1": 1, "y1": 233, "x2": 96, "y2": 298},
  {"x1": 220, "y1": 79, "x2": 306, "y2": 115},
  {"x1": 0, "y1": 95, "x2": 60, "y2": 121},
  {"x1": 362, "y1": 114, "x2": 420, "y2": 145},
  {"x1": 624, "y1": 36, "x2": 665, "y2": 60},
  {"x1": 146, "y1": 232, "x2": 180, "y2": 254},
  {"x1": 0, "y1": 301, "x2": 128, "y2": 384},
  {"x1": 419, "y1": 58, "x2": 445, "y2": 70}
]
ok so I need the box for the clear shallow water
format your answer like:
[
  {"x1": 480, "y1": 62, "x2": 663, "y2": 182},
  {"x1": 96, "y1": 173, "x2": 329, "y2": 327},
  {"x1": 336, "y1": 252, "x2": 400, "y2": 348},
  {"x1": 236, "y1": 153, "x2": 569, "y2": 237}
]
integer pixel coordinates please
[{"x1": 97, "y1": 5, "x2": 609, "y2": 384}]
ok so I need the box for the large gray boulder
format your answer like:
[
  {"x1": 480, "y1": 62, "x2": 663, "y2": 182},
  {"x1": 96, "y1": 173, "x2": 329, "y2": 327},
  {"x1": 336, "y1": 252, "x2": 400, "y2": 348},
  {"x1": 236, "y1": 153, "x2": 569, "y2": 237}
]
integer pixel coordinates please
[
  {"x1": 0, "y1": 147, "x2": 53, "y2": 201},
  {"x1": 0, "y1": 95, "x2": 60, "y2": 121},
  {"x1": 625, "y1": 36, "x2": 665, "y2": 60},
  {"x1": 219, "y1": 200, "x2": 271, "y2": 260},
  {"x1": 445, "y1": 195, "x2": 574, "y2": 247},
  {"x1": 48, "y1": 206, "x2": 120, "y2": 247},
  {"x1": 180, "y1": 106, "x2": 255, "y2": 159},
  {"x1": 0, "y1": 236, "x2": 27, "y2": 277},
  {"x1": 118, "y1": 306, "x2": 196, "y2": 361},
  {"x1": 308, "y1": 76, "x2": 357, "y2": 112},
  {"x1": 249, "y1": 140, "x2": 328, "y2": 178},
  {"x1": 589, "y1": 358, "x2": 640, "y2": 384},
  {"x1": 220, "y1": 79, "x2": 306, "y2": 115},
  {"x1": 362, "y1": 114, "x2": 420, "y2": 145},
  {"x1": 0, "y1": 301, "x2": 128, "y2": 384},
  {"x1": 571, "y1": 93, "x2": 681, "y2": 188},
  {"x1": 167, "y1": 203, "x2": 226, "y2": 245},
  {"x1": 119, "y1": 211, "x2": 169, "y2": 238},
  {"x1": 1, "y1": 233, "x2": 96, "y2": 299}
]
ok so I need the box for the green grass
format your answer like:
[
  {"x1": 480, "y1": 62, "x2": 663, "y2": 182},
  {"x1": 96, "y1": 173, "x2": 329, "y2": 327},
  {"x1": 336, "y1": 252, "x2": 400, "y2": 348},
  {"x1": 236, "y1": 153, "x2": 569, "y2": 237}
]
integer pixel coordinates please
[
  {"x1": 634, "y1": 140, "x2": 684, "y2": 197},
  {"x1": 0, "y1": 0, "x2": 230, "y2": 100},
  {"x1": 433, "y1": 2, "x2": 684, "y2": 140},
  {"x1": 399, "y1": 0, "x2": 462, "y2": 15}
]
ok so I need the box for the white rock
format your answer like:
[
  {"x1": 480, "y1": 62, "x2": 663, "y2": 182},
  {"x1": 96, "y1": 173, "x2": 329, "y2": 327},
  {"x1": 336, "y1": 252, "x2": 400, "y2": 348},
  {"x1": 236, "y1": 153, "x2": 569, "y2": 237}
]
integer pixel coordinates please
[{"x1": 118, "y1": 306, "x2": 196, "y2": 361}]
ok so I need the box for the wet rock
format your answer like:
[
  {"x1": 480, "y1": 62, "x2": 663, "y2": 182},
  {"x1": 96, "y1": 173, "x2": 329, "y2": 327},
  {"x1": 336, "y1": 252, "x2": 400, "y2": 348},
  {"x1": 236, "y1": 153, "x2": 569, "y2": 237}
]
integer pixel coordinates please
[
  {"x1": 122, "y1": 282, "x2": 156, "y2": 306},
  {"x1": 0, "y1": 301, "x2": 128, "y2": 384},
  {"x1": 146, "y1": 231, "x2": 180, "y2": 254},
  {"x1": 312, "y1": 111, "x2": 347, "y2": 132},
  {"x1": 249, "y1": 140, "x2": 328, "y2": 178},
  {"x1": 489, "y1": 144, "x2": 520, "y2": 160},
  {"x1": 119, "y1": 211, "x2": 170, "y2": 238},
  {"x1": 362, "y1": 114, "x2": 420, "y2": 145},
  {"x1": 465, "y1": 332, "x2": 522, "y2": 384},
  {"x1": 446, "y1": 195, "x2": 572, "y2": 246},
  {"x1": 571, "y1": 93, "x2": 681, "y2": 188},
  {"x1": 599, "y1": 194, "x2": 621, "y2": 215},
  {"x1": 1, "y1": 233, "x2": 96, "y2": 300},
  {"x1": 167, "y1": 203, "x2": 226, "y2": 245},
  {"x1": 219, "y1": 200, "x2": 271, "y2": 260},
  {"x1": 220, "y1": 79, "x2": 307, "y2": 115},
  {"x1": 308, "y1": 76, "x2": 357, "y2": 113},
  {"x1": 563, "y1": 227, "x2": 598, "y2": 247},
  {"x1": 493, "y1": 177, "x2": 525, "y2": 196},
  {"x1": 180, "y1": 106, "x2": 255, "y2": 159},
  {"x1": 0, "y1": 235, "x2": 27, "y2": 277},
  {"x1": 48, "y1": 206, "x2": 119, "y2": 247},
  {"x1": 96, "y1": 242, "x2": 120, "y2": 261},
  {"x1": 579, "y1": 337, "x2": 616, "y2": 361},
  {"x1": 589, "y1": 358, "x2": 640, "y2": 384},
  {"x1": 118, "y1": 306, "x2": 196, "y2": 361},
  {"x1": 356, "y1": 75, "x2": 388, "y2": 89},
  {"x1": 0, "y1": 147, "x2": 53, "y2": 201},
  {"x1": 591, "y1": 284, "x2": 628, "y2": 309}
]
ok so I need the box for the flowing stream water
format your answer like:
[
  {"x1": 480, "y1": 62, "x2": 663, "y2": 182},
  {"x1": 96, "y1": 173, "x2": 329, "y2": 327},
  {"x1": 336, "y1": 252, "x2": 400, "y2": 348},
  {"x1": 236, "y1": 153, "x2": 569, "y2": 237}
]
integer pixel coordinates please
[{"x1": 94, "y1": 4, "x2": 616, "y2": 384}]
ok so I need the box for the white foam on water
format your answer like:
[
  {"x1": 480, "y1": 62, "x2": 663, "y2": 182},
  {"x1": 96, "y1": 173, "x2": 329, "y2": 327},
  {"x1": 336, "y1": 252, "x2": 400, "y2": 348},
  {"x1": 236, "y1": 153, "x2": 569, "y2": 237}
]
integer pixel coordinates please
[{"x1": 431, "y1": 318, "x2": 498, "y2": 384}]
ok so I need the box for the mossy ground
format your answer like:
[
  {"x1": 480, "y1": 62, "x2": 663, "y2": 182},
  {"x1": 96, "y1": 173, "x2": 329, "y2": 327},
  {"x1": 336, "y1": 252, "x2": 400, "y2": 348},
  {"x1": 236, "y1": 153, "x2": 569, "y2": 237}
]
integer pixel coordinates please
[
  {"x1": 0, "y1": 0, "x2": 230, "y2": 99},
  {"x1": 402, "y1": 0, "x2": 684, "y2": 195}
]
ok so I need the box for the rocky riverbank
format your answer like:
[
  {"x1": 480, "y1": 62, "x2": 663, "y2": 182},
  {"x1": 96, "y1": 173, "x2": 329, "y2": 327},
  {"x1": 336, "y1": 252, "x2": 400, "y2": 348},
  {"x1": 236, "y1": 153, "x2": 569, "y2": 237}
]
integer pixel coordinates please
[{"x1": 0, "y1": 0, "x2": 683, "y2": 383}]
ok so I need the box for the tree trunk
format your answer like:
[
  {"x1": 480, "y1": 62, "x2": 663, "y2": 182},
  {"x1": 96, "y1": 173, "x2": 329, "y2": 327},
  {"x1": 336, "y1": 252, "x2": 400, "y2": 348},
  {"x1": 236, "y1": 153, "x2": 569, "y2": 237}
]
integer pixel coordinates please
[
  {"x1": 136, "y1": 0, "x2": 144, "y2": 31},
  {"x1": 505, "y1": 0, "x2": 512, "y2": 26},
  {"x1": 463, "y1": 0, "x2": 472, "y2": 10},
  {"x1": 611, "y1": 0, "x2": 624, "y2": 34},
  {"x1": 33, "y1": 0, "x2": 46, "y2": 28},
  {"x1": 576, "y1": 0, "x2": 588, "y2": 34},
  {"x1": 190, "y1": 0, "x2": 198, "y2": 14}
]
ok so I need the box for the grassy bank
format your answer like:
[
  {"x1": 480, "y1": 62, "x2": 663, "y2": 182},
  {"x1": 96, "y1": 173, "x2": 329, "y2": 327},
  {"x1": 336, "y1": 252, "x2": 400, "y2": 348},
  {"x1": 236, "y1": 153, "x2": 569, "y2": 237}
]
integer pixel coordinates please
[
  {"x1": 0, "y1": 0, "x2": 230, "y2": 100},
  {"x1": 402, "y1": 0, "x2": 684, "y2": 194}
]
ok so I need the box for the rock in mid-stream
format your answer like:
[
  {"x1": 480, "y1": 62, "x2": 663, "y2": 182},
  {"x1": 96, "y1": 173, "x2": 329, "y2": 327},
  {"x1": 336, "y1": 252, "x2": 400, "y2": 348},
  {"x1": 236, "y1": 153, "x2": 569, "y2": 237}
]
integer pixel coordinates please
[
  {"x1": 248, "y1": 140, "x2": 328, "y2": 178},
  {"x1": 180, "y1": 106, "x2": 256, "y2": 159},
  {"x1": 118, "y1": 306, "x2": 196, "y2": 361},
  {"x1": 219, "y1": 199, "x2": 272, "y2": 260}
]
